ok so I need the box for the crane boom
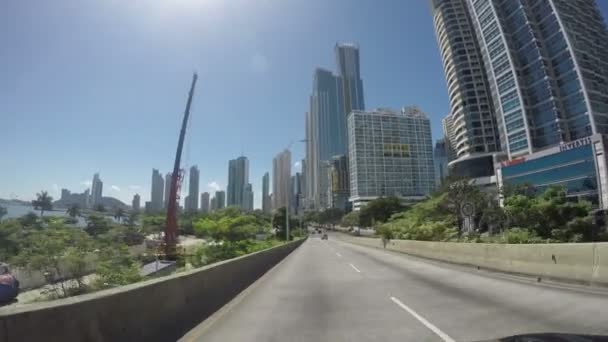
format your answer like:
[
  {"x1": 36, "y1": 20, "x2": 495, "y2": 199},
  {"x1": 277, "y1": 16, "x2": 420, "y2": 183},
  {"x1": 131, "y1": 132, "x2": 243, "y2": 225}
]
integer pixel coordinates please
[{"x1": 165, "y1": 73, "x2": 198, "y2": 258}]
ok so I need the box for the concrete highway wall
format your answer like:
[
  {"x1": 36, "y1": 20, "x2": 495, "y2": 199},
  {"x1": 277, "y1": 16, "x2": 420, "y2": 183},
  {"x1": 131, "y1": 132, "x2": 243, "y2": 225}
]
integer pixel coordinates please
[
  {"x1": 0, "y1": 239, "x2": 305, "y2": 342},
  {"x1": 338, "y1": 235, "x2": 608, "y2": 286}
]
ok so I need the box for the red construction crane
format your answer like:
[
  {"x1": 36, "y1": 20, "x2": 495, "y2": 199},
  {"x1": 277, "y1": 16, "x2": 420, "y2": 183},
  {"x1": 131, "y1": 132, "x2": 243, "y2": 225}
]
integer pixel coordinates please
[{"x1": 165, "y1": 73, "x2": 198, "y2": 259}]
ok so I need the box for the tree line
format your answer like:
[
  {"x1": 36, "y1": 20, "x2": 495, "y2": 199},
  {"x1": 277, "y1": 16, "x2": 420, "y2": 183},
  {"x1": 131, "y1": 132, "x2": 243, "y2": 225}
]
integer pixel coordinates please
[{"x1": 306, "y1": 178, "x2": 607, "y2": 244}]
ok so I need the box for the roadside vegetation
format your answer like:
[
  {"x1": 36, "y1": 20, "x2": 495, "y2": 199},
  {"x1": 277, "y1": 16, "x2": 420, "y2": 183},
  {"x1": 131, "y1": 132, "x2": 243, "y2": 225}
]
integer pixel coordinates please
[
  {"x1": 0, "y1": 192, "x2": 294, "y2": 304},
  {"x1": 314, "y1": 178, "x2": 608, "y2": 244}
]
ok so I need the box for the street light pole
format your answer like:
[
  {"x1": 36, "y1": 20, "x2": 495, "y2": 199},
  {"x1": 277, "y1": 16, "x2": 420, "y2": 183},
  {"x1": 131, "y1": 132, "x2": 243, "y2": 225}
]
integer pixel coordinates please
[{"x1": 286, "y1": 192, "x2": 290, "y2": 241}]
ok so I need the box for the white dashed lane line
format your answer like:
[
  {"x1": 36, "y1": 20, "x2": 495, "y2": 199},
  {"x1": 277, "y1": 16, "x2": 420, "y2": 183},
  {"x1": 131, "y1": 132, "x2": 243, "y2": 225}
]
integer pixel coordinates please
[
  {"x1": 349, "y1": 263, "x2": 361, "y2": 273},
  {"x1": 390, "y1": 296, "x2": 455, "y2": 342}
]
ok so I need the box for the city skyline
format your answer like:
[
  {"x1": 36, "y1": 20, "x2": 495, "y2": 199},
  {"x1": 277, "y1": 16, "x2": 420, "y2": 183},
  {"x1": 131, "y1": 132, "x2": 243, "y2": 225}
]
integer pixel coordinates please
[{"x1": 4, "y1": 1, "x2": 608, "y2": 208}]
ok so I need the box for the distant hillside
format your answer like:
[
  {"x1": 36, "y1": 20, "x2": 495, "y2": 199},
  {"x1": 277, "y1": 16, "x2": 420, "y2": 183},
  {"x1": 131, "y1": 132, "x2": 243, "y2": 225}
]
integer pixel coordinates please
[
  {"x1": 53, "y1": 196, "x2": 128, "y2": 209},
  {"x1": 100, "y1": 197, "x2": 129, "y2": 210}
]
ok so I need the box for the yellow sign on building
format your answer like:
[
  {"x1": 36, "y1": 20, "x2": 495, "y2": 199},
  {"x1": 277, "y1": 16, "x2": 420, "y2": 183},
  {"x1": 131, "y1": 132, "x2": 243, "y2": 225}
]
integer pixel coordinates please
[{"x1": 383, "y1": 143, "x2": 410, "y2": 158}]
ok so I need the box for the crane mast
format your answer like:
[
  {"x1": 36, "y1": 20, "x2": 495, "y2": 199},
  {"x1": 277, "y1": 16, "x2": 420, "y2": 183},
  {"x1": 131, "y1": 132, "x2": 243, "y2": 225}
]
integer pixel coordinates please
[{"x1": 165, "y1": 73, "x2": 198, "y2": 258}]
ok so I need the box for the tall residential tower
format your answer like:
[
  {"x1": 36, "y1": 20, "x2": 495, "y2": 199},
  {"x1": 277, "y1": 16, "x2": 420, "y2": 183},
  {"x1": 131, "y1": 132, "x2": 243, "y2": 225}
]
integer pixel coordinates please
[
  {"x1": 272, "y1": 150, "x2": 292, "y2": 210},
  {"x1": 431, "y1": 0, "x2": 502, "y2": 179},
  {"x1": 465, "y1": 0, "x2": 608, "y2": 157},
  {"x1": 91, "y1": 173, "x2": 103, "y2": 207},
  {"x1": 151, "y1": 169, "x2": 164, "y2": 211},
  {"x1": 185, "y1": 165, "x2": 199, "y2": 211},
  {"x1": 227, "y1": 156, "x2": 249, "y2": 209},
  {"x1": 262, "y1": 172, "x2": 271, "y2": 213}
]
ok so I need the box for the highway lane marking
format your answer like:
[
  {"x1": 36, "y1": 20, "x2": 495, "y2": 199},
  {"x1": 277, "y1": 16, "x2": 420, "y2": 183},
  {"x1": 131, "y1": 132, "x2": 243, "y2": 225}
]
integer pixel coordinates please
[
  {"x1": 349, "y1": 263, "x2": 361, "y2": 273},
  {"x1": 336, "y1": 252, "x2": 342, "y2": 257},
  {"x1": 390, "y1": 296, "x2": 455, "y2": 342}
]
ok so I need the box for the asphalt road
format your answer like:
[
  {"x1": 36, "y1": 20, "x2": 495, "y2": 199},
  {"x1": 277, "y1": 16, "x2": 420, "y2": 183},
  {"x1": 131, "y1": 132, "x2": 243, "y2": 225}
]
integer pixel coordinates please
[{"x1": 181, "y1": 233, "x2": 608, "y2": 342}]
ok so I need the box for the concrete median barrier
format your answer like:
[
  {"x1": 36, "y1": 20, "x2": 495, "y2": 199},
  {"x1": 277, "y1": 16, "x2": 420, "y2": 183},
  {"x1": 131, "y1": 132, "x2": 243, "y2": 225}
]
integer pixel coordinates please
[
  {"x1": 0, "y1": 238, "x2": 305, "y2": 342},
  {"x1": 339, "y1": 235, "x2": 608, "y2": 287}
]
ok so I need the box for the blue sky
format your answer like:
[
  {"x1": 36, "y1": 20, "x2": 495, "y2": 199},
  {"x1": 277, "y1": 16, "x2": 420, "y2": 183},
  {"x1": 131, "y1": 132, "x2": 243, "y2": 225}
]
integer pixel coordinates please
[{"x1": 3, "y1": 0, "x2": 608, "y2": 208}]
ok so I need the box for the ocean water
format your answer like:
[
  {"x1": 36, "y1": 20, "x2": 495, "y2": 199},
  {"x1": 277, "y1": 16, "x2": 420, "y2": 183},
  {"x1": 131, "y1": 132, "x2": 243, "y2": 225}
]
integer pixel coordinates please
[
  {"x1": 1, "y1": 204, "x2": 119, "y2": 227},
  {"x1": 3, "y1": 204, "x2": 67, "y2": 220}
]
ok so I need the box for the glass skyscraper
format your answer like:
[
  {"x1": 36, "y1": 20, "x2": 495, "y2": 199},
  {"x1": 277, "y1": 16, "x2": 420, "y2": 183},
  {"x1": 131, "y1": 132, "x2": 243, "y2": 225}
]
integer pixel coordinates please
[
  {"x1": 335, "y1": 43, "x2": 365, "y2": 117},
  {"x1": 466, "y1": 0, "x2": 608, "y2": 158},
  {"x1": 305, "y1": 43, "x2": 365, "y2": 210},
  {"x1": 227, "y1": 156, "x2": 249, "y2": 209}
]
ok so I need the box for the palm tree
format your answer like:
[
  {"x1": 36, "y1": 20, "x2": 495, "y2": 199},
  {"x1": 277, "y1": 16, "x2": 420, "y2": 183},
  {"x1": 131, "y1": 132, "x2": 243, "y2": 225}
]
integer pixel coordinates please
[
  {"x1": 32, "y1": 191, "x2": 53, "y2": 217},
  {"x1": 66, "y1": 204, "x2": 80, "y2": 218},
  {"x1": 114, "y1": 207, "x2": 125, "y2": 223}
]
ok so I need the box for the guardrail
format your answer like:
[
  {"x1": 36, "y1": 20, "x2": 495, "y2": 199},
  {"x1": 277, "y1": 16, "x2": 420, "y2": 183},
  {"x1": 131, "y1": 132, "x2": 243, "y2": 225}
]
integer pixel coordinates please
[
  {"x1": 339, "y1": 235, "x2": 608, "y2": 287},
  {"x1": 0, "y1": 238, "x2": 306, "y2": 342}
]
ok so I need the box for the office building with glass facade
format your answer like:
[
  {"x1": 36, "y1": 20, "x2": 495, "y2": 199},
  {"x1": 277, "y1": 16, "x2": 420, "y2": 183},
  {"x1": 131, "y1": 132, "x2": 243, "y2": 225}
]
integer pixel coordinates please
[
  {"x1": 305, "y1": 43, "x2": 366, "y2": 210},
  {"x1": 496, "y1": 134, "x2": 608, "y2": 209},
  {"x1": 466, "y1": 0, "x2": 608, "y2": 159},
  {"x1": 328, "y1": 154, "x2": 350, "y2": 210},
  {"x1": 348, "y1": 107, "x2": 435, "y2": 210}
]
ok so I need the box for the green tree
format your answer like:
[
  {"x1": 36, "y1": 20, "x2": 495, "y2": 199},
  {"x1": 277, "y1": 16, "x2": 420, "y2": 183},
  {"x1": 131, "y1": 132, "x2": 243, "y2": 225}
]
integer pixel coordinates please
[
  {"x1": 95, "y1": 204, "x2": 106, "y2": 213},
  {"x1": 376, "y1": 225, "x2": 394, "y2": 248},
  {"x1": 302, "y1": 211, "x2": 319, "y2": 226},
  {"x1": 194, "y1": 215, "x2": 257, "y2": 242},
  {"x1": 32, "y1": 191, "x2": 53, "y2": 217},
  {"x1": 502, "y1": 185, "x2": 595, "y2": 241},
  {"x1": 66, "y1": 204, "x2": 80, "y2": 218},
  {"x1": 271, "y1": 207, "x2": 297, "y2": 240},
  {"x1": 19, "y1": 212, "x2": 39, "y2": 227},
  {"x1": 439, "y1": 177, "x2": 488, "y2": 235},
  {"x1": 141, "y1": 214, "x2": 165, "y2": 236},
  {"x1": 318, "y1": 208, "x2": 344, "y2": 228},
  {"x1": 0, "y1": 220, "x2": 21, "y2": 260},
  {"x1": 12, "y1": 225, "x2": 95, "y2": 297},
  {"x1": 84, "y1": 214, "x2": 111, "y2": 236},
  {"x1": 478, "y1": 196, "x2": 507, "y2": 234},
  {"x1": 95, "y1": 246, "x2": 142, "y2": 288},
  {"x1": 341, "y1": 210, "x2": 361, "y2": 228},
  {"x1": 381, "y1": 194, "x2": 457, "y2": 242},
  {"x1": 359, "y1": 197, "x2": 405, "y2": 227}
]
